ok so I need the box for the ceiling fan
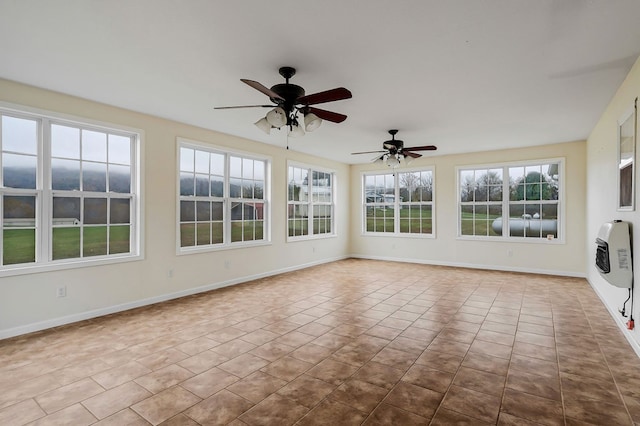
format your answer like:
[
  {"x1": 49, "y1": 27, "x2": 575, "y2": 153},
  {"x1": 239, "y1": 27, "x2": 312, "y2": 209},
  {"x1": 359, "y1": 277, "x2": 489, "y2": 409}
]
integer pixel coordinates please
[
  {"x1": 352, "y1": 130, "x2": 437, "y2": 167},
  {"x1": 215, "y1": 66, "x2": 352, "y2": 137}
]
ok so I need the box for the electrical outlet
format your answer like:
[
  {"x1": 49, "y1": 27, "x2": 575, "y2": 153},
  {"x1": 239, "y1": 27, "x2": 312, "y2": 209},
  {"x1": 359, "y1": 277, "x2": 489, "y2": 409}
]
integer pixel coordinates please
[
  {"x1": 168, "y1": 269, "x2": 173, "y2": 278},
  {"x1": 56, "y1": 286, "x2": 66, "y2": 298},
  {"x1": 224, "y1": 261, "x2": 230, "y2": 269},
  {"x1": 507, "y1": 250, "x2": 513, "y2": 257}
]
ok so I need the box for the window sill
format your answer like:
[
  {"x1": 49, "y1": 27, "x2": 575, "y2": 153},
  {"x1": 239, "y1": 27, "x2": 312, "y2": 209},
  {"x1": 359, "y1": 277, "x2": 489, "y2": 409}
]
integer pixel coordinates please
[{"x1": 0, "y1": 253, "x2": 144, "y2": 278}]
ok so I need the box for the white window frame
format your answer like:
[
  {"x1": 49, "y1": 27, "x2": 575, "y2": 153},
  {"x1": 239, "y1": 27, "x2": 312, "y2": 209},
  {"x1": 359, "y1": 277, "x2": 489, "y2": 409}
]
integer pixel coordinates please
[
  {"x1": 361, "y1": 167, "x2": 435, "y2": 238},
  {"x1": 177, "y1": 138, "x2": 271, "y2": 254},
  {"x1": 0, "y1": 102, "x2": 143, "y2": 278},
  {"x1": 456, "y1": 157, "x2": 565, "y2": 243},
  {"x1": 287, "y1": 161, "x2": 336, "y2": 241}
]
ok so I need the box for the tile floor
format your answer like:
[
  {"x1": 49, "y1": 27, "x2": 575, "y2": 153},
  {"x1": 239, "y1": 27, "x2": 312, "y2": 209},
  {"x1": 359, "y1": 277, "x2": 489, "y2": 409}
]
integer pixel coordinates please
[{"x1": 1, "y1": 259, "x2": 640, "y2": 425}]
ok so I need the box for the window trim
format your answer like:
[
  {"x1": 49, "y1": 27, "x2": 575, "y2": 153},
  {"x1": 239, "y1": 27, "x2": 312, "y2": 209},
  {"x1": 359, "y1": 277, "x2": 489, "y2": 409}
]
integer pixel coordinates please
[
  {"x1": 455, "y1": 157, "x2": 565, "y2": 243},
  {"x1": 286, "y1": 161, "x2": 337, "y2": 242},
  {"x1": 361, "y1": 166, "x2": 436, "y2": 238},
  {"x1": 176, "y1": 137, "x2": 272, "y2": 255},
  {"x1": 0, "y1": 101, "x2": 144, "y2": 278}
]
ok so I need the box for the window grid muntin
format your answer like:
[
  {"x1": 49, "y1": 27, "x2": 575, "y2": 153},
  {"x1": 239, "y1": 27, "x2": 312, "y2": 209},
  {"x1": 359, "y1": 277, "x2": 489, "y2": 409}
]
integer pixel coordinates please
[
  {"x1": 458, "y1": 161, "x2": 561, "y2": 239},
  {"x1": 179, "y1": 142, "x2": 268, "y2": 250},
  {"x1": 287, "y1": 165, "x2": 335, "y2": 239},
  {"x1": 363, "y1": 169, "x2": 434, "y2": 235},
  {"x1": 0, "y1": 108, "x2": 139, "y2": 269}
]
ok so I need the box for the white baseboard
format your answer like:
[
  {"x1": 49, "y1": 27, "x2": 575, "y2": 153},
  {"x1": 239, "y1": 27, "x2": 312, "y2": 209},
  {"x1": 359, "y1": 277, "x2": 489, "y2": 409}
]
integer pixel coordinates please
[
  {"x1": 586, "y1": 277, "x2": 640, "y2": 358},
  {"x1": 0, "y1": 255, "x2": 347, "y2": 340},
  {"x1": 348, "y1": 254, "x2": 586, "y2": 278}
]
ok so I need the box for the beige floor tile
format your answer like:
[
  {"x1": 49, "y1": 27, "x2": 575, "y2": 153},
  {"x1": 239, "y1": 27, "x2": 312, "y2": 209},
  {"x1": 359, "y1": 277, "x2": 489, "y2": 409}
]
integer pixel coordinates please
[
  {"x1": 131, "y1": 386, "x2": 200, "y2": 425},
  {"x1": 35, "y1": 377, "x2": 104, "y2": 414},
  {"x1": 82, "y1": 381, "x2": 152, "y2": 419},
  {"x1": 1, "y1": 260, "x2": 637, "y2": 425},
  {"x1": 0, "y1": 399, "x2": 45, "y2": 425}
]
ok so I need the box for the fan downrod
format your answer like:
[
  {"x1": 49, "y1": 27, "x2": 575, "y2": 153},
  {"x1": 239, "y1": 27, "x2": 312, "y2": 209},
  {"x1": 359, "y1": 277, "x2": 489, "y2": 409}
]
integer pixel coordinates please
[{"x1": 388, "y1": 129, "x2": 398, "y2": 138}]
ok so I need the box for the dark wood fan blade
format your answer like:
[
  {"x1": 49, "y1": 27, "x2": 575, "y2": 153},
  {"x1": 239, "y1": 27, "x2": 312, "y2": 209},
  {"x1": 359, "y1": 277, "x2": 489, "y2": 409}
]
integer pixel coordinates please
[
  {"x1": 241, "y1": 79, "x2": 284, "y2": 101},
  {"x1": 403, "y1": 151, "x2": 422, "y2": 158},
  {"x1": 352, "y1": 150, "x2": 387, "y2": 155},
  {"x1": 297, "y1": 87, "x2": 352, "y2": 105},
  {"x1": 404, "y1": 145, "x2": 437, "y2": 151},
  {"x1": 308, "y1": 107, "x2": 347, "y2": 123},
  {"x1": 214, "y1": 105, "x2": 273, "y2": 109}
]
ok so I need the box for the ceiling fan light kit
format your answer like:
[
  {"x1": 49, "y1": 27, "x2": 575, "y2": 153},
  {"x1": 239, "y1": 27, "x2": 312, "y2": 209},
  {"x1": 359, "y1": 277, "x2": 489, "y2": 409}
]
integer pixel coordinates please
[
  {"x1": 216, "y1": 66, "x2": 352, "y2": 138},
  {"x1": 352, "y1": 129, "x2": 437, "y2": 168}
]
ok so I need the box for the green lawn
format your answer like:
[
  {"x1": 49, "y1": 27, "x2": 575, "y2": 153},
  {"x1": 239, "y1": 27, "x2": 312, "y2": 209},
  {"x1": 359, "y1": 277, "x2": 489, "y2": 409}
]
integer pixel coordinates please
[
  {"x1": 3, "y1": 226, "x2": 130, "y2": 265},
  {"x1": 180, "y1": 221, "x2": 264, "y2": 246},
  {"x1": 460, "y1": 211, "x2": 501, "y2": 236},
  {"x1": 366, "y1": 206, "x2": 432, "y2": 233}
]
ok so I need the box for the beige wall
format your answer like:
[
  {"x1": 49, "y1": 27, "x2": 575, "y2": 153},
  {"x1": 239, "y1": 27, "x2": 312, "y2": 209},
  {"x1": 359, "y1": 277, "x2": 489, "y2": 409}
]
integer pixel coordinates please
[
  {"x1": 349, "y1": 141, "x2": 587, "y2": 276},
  {"x1": 0, "y1": 79, "x2": 351, "y2": 337},
  {"x1": 586, "y1": 56, "x2": 640, "y2": 352}
]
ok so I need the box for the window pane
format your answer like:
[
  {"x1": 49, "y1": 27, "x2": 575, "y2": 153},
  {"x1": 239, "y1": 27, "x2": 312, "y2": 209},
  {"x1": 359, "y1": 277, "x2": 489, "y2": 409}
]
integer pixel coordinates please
[
  {"x1": 196, "y1": 201, "x2": 210, "y2": 221},
  {"x1": 52, "y1": 227, "x2": 80, "y2": 260},
  {"x1": 211, "y1": 202, "x2": 223, "y2": 221},
  {"x1": 243, "y1": 158, "x2": 254, "y2": 179},
  {"x1": 3, "y1": 229, "x2": 35, "y2": 265},
  {"x1": 229, "y1": 156, "x2": 242, "y2": 178},
  {"x1": 52, "y1": 124, "x2": 80, "y2": 158},
  {"x1": 83, "y1": 226, "x2": 107, "y2": 256},
  {"x1": 195, "y1": 150, "x2": 209, "y2": 174},
  {"x1": 254, "y1": 161, "x2": 264, "y2": 180},
  {"x1": 82, "y1": 130, "x2": 107, "y2": 162},
  {"x1": 210, "y1": 152, "x2": 224, "y2": 175},
  {"x1": 180, "y1": 200, "x2": 195, "y2": 222},
  {"x1": 254, "y1": 181, "x2": 264, "y2": 200},
  {"x1": 109, "y1": 164, "x2": 131, "y2": 193},
  {"x1": 109, "y1": 225, "x2": 130, "y2": 254},
  {"x1": 212, "y1": 222, "x2": 223, "y2": 244},
  {"x1": 211, "y1": 174, "x2": 224, "y2": 197},
  {"x1": 52, "y1": 158, "x2": 80, "y2": 190},
  {"x1": 2, "y1": 116, "x2": 37, "y2": 155},
  {"x1": 460, "y1": 170, "x2": 475, "y2": 202},
  {"x1": 253, "y1": 202, "x2": 264, "y2": 220},
  {"x1": 180, "y1": 172, "x2": 194, "y2": 196},
  {"x1": 110, "y1": 198, "x2": 130, "y2": 224},
  {"x1": 195, "y1": 174, "x2": 209, "y2": 196},
  {"x1": 108, "y1": 134, "x2": 131, "y2": 165},
  {"x1": 3, "y1": 153, "x2": 36, "y2": 189},
  {"x1": 53, "y1": 197, "x2": 80, "y2": 223},
  {"x1": 83, "y1": 161, "x2": 107, "y2": 192},
  {"x1": 4, "y1": 195, "x2": 36, "y2": 220},
  {"x1": 196, "y1": 223, "x2": 211, "y2": 245},
  {"x1": 289, "y1": 167, "x2": 305, "y2": 201},
  {"x1": 180, "y1": 223, "x2": 195, "y2": 247},
  {"x1": 84, "y1": 198, "x2": 107, "y2": 224},
  {"x1": 3, "y1": 195, "x2": 36, "y2": 265},
  {"x1": 229, "y1": 178, "x2": 242, "y2": 198},
  {"x1": 242, "y1": 180, "x2": 254, "y2": 199},
  {"x1": 180, "y1": 147, "x2": 194, "y2": 172}
]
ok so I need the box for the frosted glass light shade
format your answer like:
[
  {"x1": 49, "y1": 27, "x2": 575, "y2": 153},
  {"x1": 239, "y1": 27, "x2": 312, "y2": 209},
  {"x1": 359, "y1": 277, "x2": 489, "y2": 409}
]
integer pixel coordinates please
[
  {"x1": 304, "y1": 113, "x2": 322, "y2": 132},
  {"x1": 266, "y1": 107, "x2": 287, "y2": 128},
  {"x1": 254, "y1": 117, "x2": 271, "y2": 134}
]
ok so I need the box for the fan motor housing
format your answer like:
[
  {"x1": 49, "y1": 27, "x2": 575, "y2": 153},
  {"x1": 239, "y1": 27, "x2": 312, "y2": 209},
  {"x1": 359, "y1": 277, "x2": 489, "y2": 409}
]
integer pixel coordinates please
[
  {"x1": 383, "y1": 139, "x2": 403, "y2": 153},
  {"x1": 270, "y1": 83, "x2": 305, "y2": 105}
]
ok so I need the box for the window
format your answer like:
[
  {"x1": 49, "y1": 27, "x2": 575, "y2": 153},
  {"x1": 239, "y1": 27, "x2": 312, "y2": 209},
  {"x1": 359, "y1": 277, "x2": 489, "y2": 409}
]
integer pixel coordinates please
[
  {"x1": 178, "y1": 140, "x2": 269, "y2": 250},
  {"x1": 363, "y1": 169, "x2": 434, "y2": 235},
  {"x1": 287, "y1": 164, "x2": 335, "y2": 239},
  {"x1": 458, "y1": 159, "x2": 561, "y2": 240},
  {"x1": 0, "y1": 107, "x2": 140, "y2": 273}
]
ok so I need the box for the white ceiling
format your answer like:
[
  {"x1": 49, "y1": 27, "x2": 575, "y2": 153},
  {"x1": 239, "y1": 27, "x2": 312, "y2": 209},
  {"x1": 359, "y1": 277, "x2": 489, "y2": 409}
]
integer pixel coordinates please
[{"x1": 1, "y1": 1, "x2": 639, "y2": 164}]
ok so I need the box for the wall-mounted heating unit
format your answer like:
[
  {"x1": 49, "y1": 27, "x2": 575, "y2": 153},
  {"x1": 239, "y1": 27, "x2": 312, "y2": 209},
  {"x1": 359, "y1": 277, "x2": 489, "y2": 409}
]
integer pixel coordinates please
[{"x1": 595, "y1": 220, "x2": 633, "y2": 288}]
